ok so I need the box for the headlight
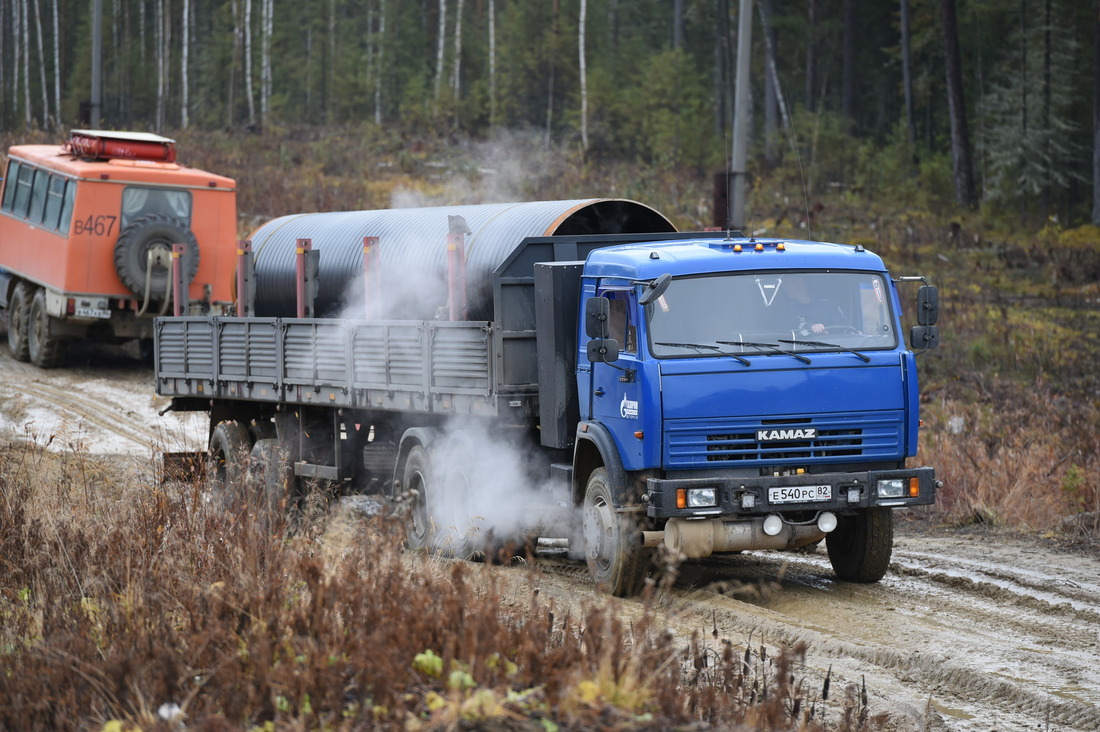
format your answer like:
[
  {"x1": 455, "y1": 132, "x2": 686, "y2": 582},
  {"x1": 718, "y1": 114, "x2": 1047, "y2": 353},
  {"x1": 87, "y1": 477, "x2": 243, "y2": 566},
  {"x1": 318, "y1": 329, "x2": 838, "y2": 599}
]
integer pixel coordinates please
[
  {"x1": 877, "y1": 478, "x2": 905, "y2": 498},
  {"x1": 686, "y1": 487, "x2": 717, "y2": 508}
]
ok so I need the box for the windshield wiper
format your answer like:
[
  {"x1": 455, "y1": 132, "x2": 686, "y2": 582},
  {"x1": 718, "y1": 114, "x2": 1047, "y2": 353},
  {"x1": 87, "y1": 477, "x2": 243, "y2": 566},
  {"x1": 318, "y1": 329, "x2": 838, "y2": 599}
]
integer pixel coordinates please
[
  {"x1": 656, "y1": 342, "x2": 751, "y2": 366},
  {"x1": 779, "y1": 339, "x2": 871, "y2": 363},
  {"x1": 717, "y1": 340, "x2": 812, "y2": 365}
]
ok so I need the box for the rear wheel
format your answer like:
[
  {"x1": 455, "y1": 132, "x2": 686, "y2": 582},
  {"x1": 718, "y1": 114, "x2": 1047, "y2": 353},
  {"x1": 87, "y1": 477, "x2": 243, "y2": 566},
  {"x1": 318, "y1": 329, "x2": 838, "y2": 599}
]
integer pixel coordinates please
[
  {"x1": 28, "y1": 288, "x2": 65, "y2": 368},
  {"x1": 249, "y1": 438, "x2": 296, "y2": 512},
  {"x1": 401, "y1": 444, "x2": 476, "y2": 558},
  {"x1": 582, "y1": 468, "x2": 650, "y2": 596},
  {"x1": 826, "y1": 508, "x2": 894, "y2": 582},
  {"x1": 209, "y1": 420, "x2": 251, "y2": 496},
  {"x1": 6, "y1": 281, "x2": 32, "y2": 362}
]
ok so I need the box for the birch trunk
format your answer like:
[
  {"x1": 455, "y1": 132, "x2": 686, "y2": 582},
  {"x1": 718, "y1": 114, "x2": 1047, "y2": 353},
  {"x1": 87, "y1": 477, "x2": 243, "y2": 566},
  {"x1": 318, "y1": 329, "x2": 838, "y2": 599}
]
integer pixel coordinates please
[
  {"x1": 182, "y1": 0, "x2": 190, "y2": 128},
  {"x1": 374, "y1": 0, "x2": 385, "y2": 125},
  {"x1": 435, "y1": 0, "x2": 446, "y2": 99},
  {"x1": 486, "y1": 0, "x2": 495, "y2": 125},
  {"x1": 452, "y1": 0, "x2": 463, "y2": 99},
  {"x1": 245, "y1": 0, "x2": 255, "y2": 126},
  {"x1": 32, "y1": 0, "x2": 48, "y2": 127},
  {"x1": 327, "y1": 0, "x2": 335, "y2": 122},
  {"x1": 900, "y1": 0, "x2": 915, "y2": 145},
  {"x1": 22, "y1": 0, "x2": 31, "y2": 127},
  {"x1": 262, "y1": 0, "x2": 272, "y2": 126},
  {"x1": 52, "y1": 0, "x2": 60, "y2": 126},
  {"x1": 155, "y1": 0, "x2": 164, "y2": 130},
  {"x1": 579, "y1": 0, "x2": 587, "y2": 151}
]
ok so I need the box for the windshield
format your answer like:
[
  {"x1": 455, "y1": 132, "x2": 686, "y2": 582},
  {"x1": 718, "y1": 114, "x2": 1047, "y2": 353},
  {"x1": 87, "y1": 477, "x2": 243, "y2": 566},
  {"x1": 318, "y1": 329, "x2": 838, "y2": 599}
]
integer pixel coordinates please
[{"x1": 647, "y1": 271, "x2": 897, "y2": 358}]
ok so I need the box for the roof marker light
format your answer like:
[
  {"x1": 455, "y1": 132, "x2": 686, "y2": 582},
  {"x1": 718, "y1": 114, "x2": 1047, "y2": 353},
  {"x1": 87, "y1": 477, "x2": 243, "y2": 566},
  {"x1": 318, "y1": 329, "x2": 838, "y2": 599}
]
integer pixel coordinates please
[
  {"x1": 777, "y1": 243, "x2": 786, "y2": 251},
  {"x1": 733, "y1": 244, "x2": 743, "y2": 252},
  {"x1": 755, "y1": 243, "x2": 764, "y2": 251}
]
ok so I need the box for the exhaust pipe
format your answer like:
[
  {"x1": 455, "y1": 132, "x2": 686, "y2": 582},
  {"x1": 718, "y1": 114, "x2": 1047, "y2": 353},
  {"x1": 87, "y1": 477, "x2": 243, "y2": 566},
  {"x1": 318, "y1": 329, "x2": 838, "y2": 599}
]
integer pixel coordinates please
[{"x1": 643, "y1": 513, "x2": 836, "y2": 558}]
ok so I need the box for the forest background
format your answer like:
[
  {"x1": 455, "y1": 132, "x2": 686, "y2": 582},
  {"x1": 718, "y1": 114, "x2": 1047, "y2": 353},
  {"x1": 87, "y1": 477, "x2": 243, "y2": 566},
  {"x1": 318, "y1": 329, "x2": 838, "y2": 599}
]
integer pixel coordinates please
[
  {"x1": 0, "y1": 1, "x2": 1098, "y2": 728},
  {"x1": 1, "y1": 0, "x2": 1098, "y2": 532}
]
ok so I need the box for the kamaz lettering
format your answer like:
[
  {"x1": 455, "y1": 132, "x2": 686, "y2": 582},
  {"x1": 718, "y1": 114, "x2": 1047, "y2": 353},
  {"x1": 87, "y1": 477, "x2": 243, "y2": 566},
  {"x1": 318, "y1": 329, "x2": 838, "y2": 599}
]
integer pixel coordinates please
[{"x1": 757, "y1": 428, "x2": 818, "y2": 441}]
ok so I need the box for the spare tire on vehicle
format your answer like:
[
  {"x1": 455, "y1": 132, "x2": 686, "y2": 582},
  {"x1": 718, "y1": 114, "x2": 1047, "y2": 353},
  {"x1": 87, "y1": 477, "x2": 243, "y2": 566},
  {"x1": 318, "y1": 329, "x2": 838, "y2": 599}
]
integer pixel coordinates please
[{"x1": 113, "y1": 213, "x2": 200, "y2": 298}]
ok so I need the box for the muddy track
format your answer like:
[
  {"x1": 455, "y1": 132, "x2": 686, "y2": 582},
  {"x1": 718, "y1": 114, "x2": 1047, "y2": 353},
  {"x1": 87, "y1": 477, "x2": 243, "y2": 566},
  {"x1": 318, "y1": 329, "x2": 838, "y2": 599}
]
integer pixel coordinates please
[
  {"x1": 2, "y1": 342, "x2": 1098, "y2": 731},
  {"x1": 523, "y1": 530, "x2": 1100, "y2": 731}
]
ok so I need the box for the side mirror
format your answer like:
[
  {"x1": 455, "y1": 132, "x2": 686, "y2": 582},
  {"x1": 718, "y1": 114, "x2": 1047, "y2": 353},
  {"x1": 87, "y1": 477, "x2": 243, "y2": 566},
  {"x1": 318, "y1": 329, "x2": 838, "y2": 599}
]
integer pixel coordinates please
[
  {"x1": 917, "y1": 285, "x2": 939, "y2": 325},
  {"x1": 585, "y1": 296, "x2": 611, "y2": 338},
  {"x1": 587, "y1": 338, "x2": 620, "y2": 363},
  {"x1": 910, "y1": 325, "x2": 940, "y2": 350},
  {"x1": 638, "y1": 273, "x2": 672, "y2": 306}
]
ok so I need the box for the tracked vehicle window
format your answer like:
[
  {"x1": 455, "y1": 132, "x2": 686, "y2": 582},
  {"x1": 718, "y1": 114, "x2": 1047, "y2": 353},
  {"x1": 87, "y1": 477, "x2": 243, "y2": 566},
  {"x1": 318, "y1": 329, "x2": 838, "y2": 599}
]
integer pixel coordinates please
[
  {"x1": 28, "y1": 169, "x2": 50, "y2": 224},
  {"x1": 121, "y1": 187, "x2": 191, "y2": 227},
  {"x1": 11, "y1": 163, "x2": 34, "y2": 217},
  {"x1": 1, "y1": 161, "x2": 20, "y2": 211},
  {"x1": 43, "y1": 176, "x2": 67, "y2": 229},
  {"x1": 58, "y1": 180, "x2": 76, "y2": 234}
]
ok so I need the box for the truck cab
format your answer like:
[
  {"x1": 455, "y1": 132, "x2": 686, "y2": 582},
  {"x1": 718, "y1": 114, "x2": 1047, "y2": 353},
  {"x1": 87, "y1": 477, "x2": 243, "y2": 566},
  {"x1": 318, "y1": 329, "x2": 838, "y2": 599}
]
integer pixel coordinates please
[{"x1": 573, "y1": 236, "x2": 940, "y2": 594}]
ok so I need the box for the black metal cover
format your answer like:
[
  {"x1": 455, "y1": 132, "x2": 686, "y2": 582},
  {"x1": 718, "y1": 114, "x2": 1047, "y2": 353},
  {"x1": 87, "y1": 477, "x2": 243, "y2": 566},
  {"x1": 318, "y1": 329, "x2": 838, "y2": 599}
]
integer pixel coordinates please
[{"x1": 248, "y1": 199, "x2": 674, "y2": 320}]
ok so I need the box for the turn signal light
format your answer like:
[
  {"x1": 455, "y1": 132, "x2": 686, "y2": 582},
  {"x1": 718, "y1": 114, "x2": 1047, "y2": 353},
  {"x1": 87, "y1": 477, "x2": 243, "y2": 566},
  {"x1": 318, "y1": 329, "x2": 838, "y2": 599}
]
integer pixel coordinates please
[
  {"x1": 676, "y1": 488, "x2": 687, "y2": 509},
  {"x1": 908, "y1": 477, "x2": 920, "y2": 497}
]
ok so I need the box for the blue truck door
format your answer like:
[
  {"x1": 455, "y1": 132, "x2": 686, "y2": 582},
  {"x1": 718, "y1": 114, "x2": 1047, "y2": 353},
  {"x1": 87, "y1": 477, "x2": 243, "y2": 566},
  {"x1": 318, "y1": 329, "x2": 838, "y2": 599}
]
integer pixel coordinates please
[{"x1": 589, "y1": 288, "x2": 645, "y2": 467}]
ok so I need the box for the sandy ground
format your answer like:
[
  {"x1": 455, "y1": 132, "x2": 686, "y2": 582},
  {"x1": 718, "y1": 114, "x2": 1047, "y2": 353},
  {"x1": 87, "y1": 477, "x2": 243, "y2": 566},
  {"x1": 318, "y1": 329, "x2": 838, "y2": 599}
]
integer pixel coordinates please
[{"x1": 2, "y1": 340, "x2": 1098, "y2": 731}]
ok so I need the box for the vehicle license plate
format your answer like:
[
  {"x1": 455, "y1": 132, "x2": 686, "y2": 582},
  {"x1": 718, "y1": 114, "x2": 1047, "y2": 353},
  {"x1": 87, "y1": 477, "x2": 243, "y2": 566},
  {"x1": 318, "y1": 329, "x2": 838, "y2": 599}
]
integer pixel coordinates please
[
  {"x1": 769, "y1": 485, "x2": 831, "y2": 503},
  {"x1": 75, "y1": 307, "x2": 111, "y2": 319}
]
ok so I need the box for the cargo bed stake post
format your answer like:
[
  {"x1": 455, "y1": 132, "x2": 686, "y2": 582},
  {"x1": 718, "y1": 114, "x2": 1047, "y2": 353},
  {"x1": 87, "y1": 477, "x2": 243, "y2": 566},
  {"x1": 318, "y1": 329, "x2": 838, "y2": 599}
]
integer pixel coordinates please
[
  {"x1": 171, "y1": 243, "x2": 187, "y2": 316},
  {"x1": 362, "y1": 236, "x2": 380, "y2": 318},
  {"x1": 296, "y1": 238, "x2": 319, "y2": 318},
  {"x1": 446, "y1": 215, "x2": 470, "y2": 321},
  {"x1": 236, "y1": 240, "x2": 254, "y2": 317}
]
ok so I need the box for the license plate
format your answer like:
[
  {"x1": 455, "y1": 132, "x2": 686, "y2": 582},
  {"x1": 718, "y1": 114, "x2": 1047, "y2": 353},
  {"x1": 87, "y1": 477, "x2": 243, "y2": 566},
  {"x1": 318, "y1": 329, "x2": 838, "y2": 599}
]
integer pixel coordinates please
[
  {"x1": 75, "y1": 307, "x2": 111, "y2": 319},
  {"x1": 769, "y1": 485, "x2": 831, "y2": 503}
]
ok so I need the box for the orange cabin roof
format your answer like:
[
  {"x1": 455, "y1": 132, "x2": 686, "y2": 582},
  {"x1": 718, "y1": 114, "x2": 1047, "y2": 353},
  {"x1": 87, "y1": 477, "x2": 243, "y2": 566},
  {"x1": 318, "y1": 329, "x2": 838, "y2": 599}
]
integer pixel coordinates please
[{"x1": 6, "y1": 144, "x2": 236, "y2": 190}]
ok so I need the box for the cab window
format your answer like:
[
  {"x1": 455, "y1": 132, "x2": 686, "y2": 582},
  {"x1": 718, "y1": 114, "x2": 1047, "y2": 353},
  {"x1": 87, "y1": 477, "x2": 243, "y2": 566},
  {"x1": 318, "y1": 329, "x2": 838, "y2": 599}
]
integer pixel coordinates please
[
  {"x1": 121, "y1": 186, "x2": 191, "y2": 227},
  {"x1": 601, "y1": 289, "x2": 637, "y2": 354}
]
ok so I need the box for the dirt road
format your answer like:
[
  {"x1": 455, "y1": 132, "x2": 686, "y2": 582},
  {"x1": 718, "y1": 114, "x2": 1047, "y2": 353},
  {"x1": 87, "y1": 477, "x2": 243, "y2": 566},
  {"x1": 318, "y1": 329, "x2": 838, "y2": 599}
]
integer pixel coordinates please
[{"x1": 3, "y1": 348, "x2": 1097, "y2": 731}]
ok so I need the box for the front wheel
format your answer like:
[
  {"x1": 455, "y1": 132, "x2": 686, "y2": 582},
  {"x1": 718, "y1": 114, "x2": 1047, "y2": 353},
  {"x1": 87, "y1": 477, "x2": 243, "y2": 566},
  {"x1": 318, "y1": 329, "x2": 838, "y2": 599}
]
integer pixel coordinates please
[
  {"x1": 582, "y1": 468, "x2": 650, "y2": 596},
  {"x1": 826, "y1": 508, "x2": 893, "y2": 582}
]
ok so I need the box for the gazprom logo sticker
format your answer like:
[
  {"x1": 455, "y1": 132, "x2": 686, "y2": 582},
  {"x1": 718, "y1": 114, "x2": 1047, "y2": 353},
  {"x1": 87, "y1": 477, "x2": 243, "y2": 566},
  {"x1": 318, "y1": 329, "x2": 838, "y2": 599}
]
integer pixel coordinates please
[{"x1": 620, "y1": 395, "x2": 639, "y2": 419}]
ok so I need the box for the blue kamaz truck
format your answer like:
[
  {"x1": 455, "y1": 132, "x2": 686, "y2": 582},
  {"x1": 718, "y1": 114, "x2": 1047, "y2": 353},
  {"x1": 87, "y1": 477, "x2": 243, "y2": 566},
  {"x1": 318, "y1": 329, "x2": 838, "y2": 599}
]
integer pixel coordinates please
[{"x1": 155, "y1": 199, "x2": 940, "y2": 595}]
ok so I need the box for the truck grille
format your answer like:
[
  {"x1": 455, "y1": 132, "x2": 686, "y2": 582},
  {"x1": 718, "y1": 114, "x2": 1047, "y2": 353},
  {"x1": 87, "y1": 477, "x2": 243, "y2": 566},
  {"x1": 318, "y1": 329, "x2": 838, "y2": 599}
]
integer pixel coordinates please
[{"x1": 666, "y1": 412, "x2": 903, "y2": 467}]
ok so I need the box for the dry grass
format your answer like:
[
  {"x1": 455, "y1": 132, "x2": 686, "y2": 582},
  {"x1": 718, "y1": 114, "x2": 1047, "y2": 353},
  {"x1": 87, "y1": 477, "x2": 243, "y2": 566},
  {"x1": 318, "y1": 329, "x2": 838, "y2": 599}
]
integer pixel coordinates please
[{"x1": 0, "y1": 439, "x2": 874, "y2": 731}]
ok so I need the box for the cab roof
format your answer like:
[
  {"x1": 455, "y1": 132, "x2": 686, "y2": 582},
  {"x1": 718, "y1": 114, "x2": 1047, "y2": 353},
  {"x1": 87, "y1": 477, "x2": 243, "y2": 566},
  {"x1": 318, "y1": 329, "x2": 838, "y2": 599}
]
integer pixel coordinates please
[
  {"x1": 584, "y1": 236, "x2": 888, "y2": 281},
  {"x1": 6, "y1": 143, "x2": 236, "y2": 190}
]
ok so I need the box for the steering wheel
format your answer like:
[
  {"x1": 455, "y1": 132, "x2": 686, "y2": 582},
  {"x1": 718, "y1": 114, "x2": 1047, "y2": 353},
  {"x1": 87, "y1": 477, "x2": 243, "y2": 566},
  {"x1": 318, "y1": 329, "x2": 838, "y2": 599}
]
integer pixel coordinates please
[{"x1": 819, "y1": 324, "x2": 861, "y2": 334}]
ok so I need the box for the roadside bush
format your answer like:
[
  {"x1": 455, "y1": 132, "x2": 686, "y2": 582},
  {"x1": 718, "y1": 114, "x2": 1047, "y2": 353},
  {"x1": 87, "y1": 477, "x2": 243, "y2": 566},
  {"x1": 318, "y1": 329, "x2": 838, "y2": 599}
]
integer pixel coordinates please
[{"x1": 0, "y1": 440, "x2": 873, "y2": 731}]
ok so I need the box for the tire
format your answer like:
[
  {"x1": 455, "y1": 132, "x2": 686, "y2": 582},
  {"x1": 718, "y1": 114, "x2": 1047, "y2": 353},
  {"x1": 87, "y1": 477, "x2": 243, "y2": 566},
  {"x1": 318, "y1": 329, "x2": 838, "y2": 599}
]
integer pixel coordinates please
[
  {"x1": 826, "y1": 508, "x2": 894, "y2": 583},
  {"x1": 28, "y1": 288, "x2": 66, "y2": 368},
  {"x1": 113, "y1": 213, "x2": 200, "y2": 298},
  {"x1": 209, "y1": 420, "x2": 251, "y2": 496},
  {"x1": 7, "y1": 281, "x2": 32, "y2": 362},
  {"x1": 400, "y1": 444, "x2": 478, "y2": 558},
  {"x1": 249, "y1": 438, "x2": 296, "y2": 512},
  {"x1": 582, "y1": 468, "x2": 650, "y2": 596},
  {"x1": 402, "y1": 445, "x2": 435, "y2": 552}
]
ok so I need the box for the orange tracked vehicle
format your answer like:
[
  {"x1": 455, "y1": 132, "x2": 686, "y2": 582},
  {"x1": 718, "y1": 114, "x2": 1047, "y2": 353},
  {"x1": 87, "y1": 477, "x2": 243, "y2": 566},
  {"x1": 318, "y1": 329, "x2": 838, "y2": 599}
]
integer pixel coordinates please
[{"x1": 0, "y1": 130, "x2": 237, "y2": 367}]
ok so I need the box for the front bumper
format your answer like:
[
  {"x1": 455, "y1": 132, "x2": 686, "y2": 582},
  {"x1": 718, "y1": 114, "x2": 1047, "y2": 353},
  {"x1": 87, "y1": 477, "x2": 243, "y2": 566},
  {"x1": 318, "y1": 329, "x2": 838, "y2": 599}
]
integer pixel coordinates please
[{"x1": 644, "y1": 466, "x2": 937, "y2": 520}]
